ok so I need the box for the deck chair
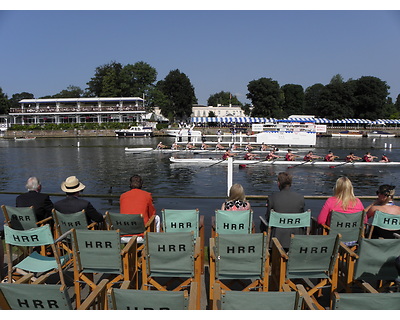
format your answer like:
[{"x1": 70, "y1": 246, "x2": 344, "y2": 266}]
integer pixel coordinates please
[
  {"x1": 213, "y1": 282, "x2": 317, "y2": 310},
  {"x1": 260, "y1": 210, "x2": 311, "y2": 249},
  {"x1": 367, "y1": 210, "x2": 400, "y2": 239},
  {"x1": 52, "y1": 209, "x2": 98, "y2": 238},
  {"x1": 0, "y1": 275, "x2": 108, "y2": 310},
  {"x1": 209, "y1": 233, "x2": 269, "y2": 304},
  {"x1": 211, "y1": 209, "x2": 254, "y2": 237},
  {"x1": 141, "y1": 232, "x2": 202, "y2": 310},
  {"x1": 71, "y1": 228, "x2": 138, "y2": 308},
  {"x1": 161, "y1": 208, "x2": 205, "y2": 273},
  {"x1": 320, "y1": 211, "x2": 365, "y2": 246},
  {"x1": 338, "y1": 237, "x2": 400, "y2": 293},
  {"x1": 107, "y1": 280, "x2": 198, "y2": 310},
  {"x1": 2, "y1": 205, "x2": 52, "y2": 230},
  {"x1": 105, "y1": 211, "x2": 156, "y2": 244},
  {"x1": 270, "y1": 234, "x2": 341, "y2": 310},
  {"x1": 3, "y1": 225, "x2": 71, "y2": 285},
  {"x1": 332, "y1": 291, "x2": 400, "y2": 310}
]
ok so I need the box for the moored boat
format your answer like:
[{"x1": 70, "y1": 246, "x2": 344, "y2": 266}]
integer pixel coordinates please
[
  {"x1": 14, "y1": 136, "x2": 36, "y2": 141},
  {"x1": 115, "y1": 125, "x2": 153, "y2": 137},
  {"x1": 367, "y1": 131, "x2": 395, "y2": 138},
  {"x1": 331, "y1": 130, "x2": 363, "y2": 137}
]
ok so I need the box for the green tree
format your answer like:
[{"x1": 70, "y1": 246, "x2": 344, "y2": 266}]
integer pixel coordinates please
[
  {"x1": 0, "y1": 87, "x2": 10, "y2": 114},
  {"x1": 350, "y1": 76, "x2": 390, "y2": 119},
  {"x1": 317, "y1": 79, "x2": 355, "y2": 119},
  {"x1": 53, "y1": 85, "x2": 83, "y2": 98},
  {"x1": 207, "y1": 91, "x2": 243, "y2": 107},
  {"x1": 120, "y1": 61, "x2": 157, "y2": 97},
  {"x1": 156, "y1": 69, "x2": 197, "y2": 121},
  {"x1": 304, "y1": 83, "x2": 325, "y2": 116},
  {"x1": 9, "y1": 92, "x2": 34, "y2": 109},
  {"x1": 246, "y1": 78, "x2": 284, "y2": 118},
  {"x1": 86, "y1": 61, "x2": 124, "y2": 97},
  {"x1": 281, "y1": 84, "x2": 304, "y2": 117}
]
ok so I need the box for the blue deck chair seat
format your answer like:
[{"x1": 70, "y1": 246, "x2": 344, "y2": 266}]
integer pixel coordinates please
[{"x1": 3, "y1": 225, "x2": 70, "y2": 285}]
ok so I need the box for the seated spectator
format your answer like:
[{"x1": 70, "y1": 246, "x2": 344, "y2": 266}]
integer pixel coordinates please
[
  {"x1": 16, "y1": 177, "x2": 54, "y2": 222},
  {"x1": 317, "y1": 176, "x2": 365, "y2": 226},
  {"x1": 221, "y1": 184, "x2": 251, "y2": 211},
  {"x1": 55, "y1": 176, "x2": 104, "y2": 224},
  {"x1": 365, "y1": 184, "x2": 400, "y2": 238}
]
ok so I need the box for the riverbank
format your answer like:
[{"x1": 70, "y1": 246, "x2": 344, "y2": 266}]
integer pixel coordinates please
[{"x1": 2, "y1": 127, "x2": 400, "y2": 139}]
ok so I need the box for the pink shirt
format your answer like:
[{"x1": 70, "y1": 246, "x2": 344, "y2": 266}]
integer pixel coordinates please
[{"x1": 317, "y1": 196, "x2": 365, "y2": 226}]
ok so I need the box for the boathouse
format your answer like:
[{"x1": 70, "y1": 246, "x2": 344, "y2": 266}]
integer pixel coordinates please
[{"x1": 9, "y1": 97, "x2": 145, "y2": 125}]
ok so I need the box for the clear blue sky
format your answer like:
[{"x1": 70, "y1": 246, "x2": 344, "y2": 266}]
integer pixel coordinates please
[{"x1": 1, "y1": 9, "x2": 400, "y2": 106}]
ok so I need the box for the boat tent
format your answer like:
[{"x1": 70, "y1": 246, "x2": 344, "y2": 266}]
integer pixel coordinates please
[{"x1": 190, "y1": 117, "x2": 400, "y2": 126}]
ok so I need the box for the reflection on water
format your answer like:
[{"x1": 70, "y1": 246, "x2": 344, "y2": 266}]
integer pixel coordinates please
[{"x1": 1, "y1": 135, "x2": 399, "y2": 234}]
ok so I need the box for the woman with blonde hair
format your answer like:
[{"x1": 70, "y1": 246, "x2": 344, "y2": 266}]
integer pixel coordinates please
[
  {"x1": 221, "y1": 183, "x2": 251, "y2": 211},
  {"x1": 317, "y1": 176, "x2": 364, "y2": 226}
]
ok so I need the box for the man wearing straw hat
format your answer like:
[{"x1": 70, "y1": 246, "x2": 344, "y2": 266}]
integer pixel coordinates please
[{"x1": 55, "y1": 176, "x2": 104, "y2": 224}]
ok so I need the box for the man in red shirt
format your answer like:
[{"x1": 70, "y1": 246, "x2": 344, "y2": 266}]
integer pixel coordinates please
[{"x1": 120, "y1": 175, "x2": 156, "y2": 225}]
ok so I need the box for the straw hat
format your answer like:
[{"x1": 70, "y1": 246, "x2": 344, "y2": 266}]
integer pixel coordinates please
[{"x1": 61, "y1": 176, "x2": 85, "y2": 193}]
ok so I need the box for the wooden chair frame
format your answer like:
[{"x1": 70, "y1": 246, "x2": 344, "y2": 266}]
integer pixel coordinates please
[{"x1": 71, "y1": 228, "x2": 138, "y2": 308}]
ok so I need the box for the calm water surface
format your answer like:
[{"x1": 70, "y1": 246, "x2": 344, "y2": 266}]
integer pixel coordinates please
[{"x1": 1, "y1": 135, "x2": 399, "y2": 233}]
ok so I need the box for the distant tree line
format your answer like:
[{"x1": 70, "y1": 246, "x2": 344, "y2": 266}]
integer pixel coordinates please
[{"x1": 1, "y1": 60, "x2": 400, "y2": 121}]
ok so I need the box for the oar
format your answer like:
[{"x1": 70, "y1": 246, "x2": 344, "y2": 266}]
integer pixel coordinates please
[
  {"x1": 287, "y1": 159, "x2": 314, "y2": 169},
  {"x1": 239, "y1": 156, "x2": 279, "y2": 168},
  {"x1": 207, "y1": 158, "x2": 227, "y2": 168},
  {"x1": 329, "y1": 161, "x2": 354, "y2": 169}
]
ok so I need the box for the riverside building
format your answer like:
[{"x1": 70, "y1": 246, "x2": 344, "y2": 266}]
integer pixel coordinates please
[{"x1": 9, "y1": 97, "x2": 145, "y2": 125}]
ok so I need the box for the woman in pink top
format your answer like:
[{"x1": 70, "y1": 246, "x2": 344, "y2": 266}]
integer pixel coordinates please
[
  {"x1": 221, "y1": 183, "x2": 251, "y2": 211},
  {"x1": 318, "y1": 176, "x2": 365, "y2": 226}
]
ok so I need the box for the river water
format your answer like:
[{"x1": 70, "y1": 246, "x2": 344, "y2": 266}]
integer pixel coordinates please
[{"x1": 1, "y1": 135, "x2": 399, "y2": 234}]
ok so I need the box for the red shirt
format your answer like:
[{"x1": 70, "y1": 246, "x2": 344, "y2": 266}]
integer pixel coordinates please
[{"x1": 120, "y1": 188, "x2": 156, "y2": 224}]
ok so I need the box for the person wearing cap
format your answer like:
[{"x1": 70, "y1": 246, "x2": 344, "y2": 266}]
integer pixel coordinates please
[
  {"x1": 54, "y1": 176, "x2": 104, "y2": 224},
  {"x1": 119, "y1": 175, "x2": 157, "y2": 228},
  {"x1": 16, "y1": 176, "x2": 54, "y2": 222},
  {"x1": 380, "y1": 154, "x2": 390, "y2": 162}
]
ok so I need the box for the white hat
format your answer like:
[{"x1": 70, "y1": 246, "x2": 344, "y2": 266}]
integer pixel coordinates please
[{"x1": 61, "y1": 176, "x2": 86, "y2": 193}]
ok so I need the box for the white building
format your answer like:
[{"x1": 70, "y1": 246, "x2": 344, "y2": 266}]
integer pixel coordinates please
[{"x1": 191, "y1": 104, "x2": 246, "y2": 118}]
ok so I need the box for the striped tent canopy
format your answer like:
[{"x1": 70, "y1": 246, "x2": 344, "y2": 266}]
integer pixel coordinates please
[
  {"x1": 190, "y1": 117, "x2": 400, "y2": 125},
  {"x1": 190, "y1": 117, "x2": 277, "y2": 123}
]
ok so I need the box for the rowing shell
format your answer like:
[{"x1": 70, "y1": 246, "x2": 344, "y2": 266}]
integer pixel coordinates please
[{"x1": 169, "y1": 157, "x2": 400, "y2": 166}]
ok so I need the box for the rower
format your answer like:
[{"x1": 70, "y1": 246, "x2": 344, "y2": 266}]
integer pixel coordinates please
[
  {"x1": 285, "y1": 149, "x2": 298, "y2": 161},
  {"x1": 363, "y1": 152, "x2": 378, "y2": 162},
  {"x1": 244, "y1": 151, "x2": 256, "y2": 160},
  {"x1": 266, "y1": 149, "x2": 280, "y2": 161},
  {"x1": 345, "y1": 152, "x2": 361, "y2": 162},
  {"x1": 245, "y1": 143, "x2": 253, "y2": 152},
  {"x1": 303, "y1": 151, "x2": 319, "y2": 162},
  {"x1": 157, "y1": 142, "x2": 167, "y2": 149},
  {"x1": 201, "y1": 142, "x2": 209, "y2": 150},
  {"x1": 380, "y1": 154, "x2": 390, "y2": 163},
  {"x1": 171, "y1": 142, "x2": 180, "y2": 150},
  {"x1": 216, "y1": 142, "x2": 225, "y2": 150},
  {"x1": 222, "y1": 149, "x2": 235, "y2": 160},
  {"x1": 324, "y1": 150, "x2": 339, "y2": 162},
  {"x1": 186, "y1": 142, "x2": 195, "y2": 150}
]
